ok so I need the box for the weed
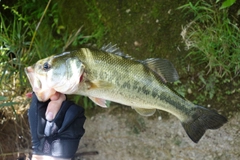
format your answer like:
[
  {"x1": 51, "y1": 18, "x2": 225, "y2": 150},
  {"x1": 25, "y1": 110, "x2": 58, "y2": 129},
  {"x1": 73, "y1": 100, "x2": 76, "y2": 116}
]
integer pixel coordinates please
[
  {"x1": 84, "y1": 0, "x2": 107, "y2": 46},
  {"x1": 179, "y1": 0, "x2": 240, "y2": 78},
  {"x1": 217, "y1": 0, "x2": 236, "y2": 9},
  {"x1": 0, "y1": 0, "x2": 91, "y2": 158},
  {"x1": 176, "y1": 0, "x2": 240, "y2": 106},
  {"x1": 0, "y1": 0, "x2": 90, "y2": 99}
]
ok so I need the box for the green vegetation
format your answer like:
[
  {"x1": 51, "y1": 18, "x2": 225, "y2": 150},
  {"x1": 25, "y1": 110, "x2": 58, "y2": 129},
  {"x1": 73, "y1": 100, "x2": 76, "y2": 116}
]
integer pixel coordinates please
[
  {"x1": 218, "y1": 0, "x2": 236, "y2": 9},
  {"x1": 0, "y1": 0, "x2": 91, "y2": 158},
  {"x1": 175, "y1": 0, "x2": 240, "y2": 105},
  {"x1": 179, "y1": 0, "x2": 239, "y2": 78},
  {"x1": 0, "y1": 0, "x2": 90, "y2": 106},
  {"x1": 84, "y1": 0, "x2": 107, "y2": 45}
]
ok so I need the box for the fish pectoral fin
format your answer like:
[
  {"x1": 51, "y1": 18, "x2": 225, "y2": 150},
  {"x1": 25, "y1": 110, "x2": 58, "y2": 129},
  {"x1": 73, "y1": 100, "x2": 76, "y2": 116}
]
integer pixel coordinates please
[
  {"x1": 142, "y1": 58, "x2": 179, "y2": 83},
  {"x1": 87, "y1": 80, "x2": 113, "y2": 89},
  {"x1": 133, "y1": 107, "x2": 156, "y2": 117},
  {"x1": 89, "y1": 96, "x2": 108, "y2": 108}
]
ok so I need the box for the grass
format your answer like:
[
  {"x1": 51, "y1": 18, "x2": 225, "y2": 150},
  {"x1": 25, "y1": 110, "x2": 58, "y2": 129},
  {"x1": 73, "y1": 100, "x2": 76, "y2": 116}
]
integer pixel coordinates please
[
  {"x1": 179, "y1": 0, "x2": 240, "y2": 78},
  {"x1": 0, "y1": 0, "x2": 91, "y2": 102},
  {"x1": 0, "y1": 0, "x2": 91, "y2": 159},
  {"x1": 81, "y1": 0, "x2": 109, "y2": 46},
  {"x1": 173, "y1": 0, "x2": 240, "y2": 108}
]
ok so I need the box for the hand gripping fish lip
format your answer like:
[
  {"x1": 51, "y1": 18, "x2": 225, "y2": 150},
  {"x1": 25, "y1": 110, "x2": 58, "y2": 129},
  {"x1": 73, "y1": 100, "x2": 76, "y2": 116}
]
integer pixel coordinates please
[
  {"x1": 25, "y1": 66, "x2": 57, "y2": 101},
  {"x1": 25, "y1": 55, "x2": 85, "y2": 102}
]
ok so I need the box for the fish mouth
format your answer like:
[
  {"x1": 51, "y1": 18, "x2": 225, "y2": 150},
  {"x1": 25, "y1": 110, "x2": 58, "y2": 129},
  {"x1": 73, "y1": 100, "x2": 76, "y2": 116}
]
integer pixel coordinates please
[
  {"x1": 25, "y1": 66, "x2": 56, "y2": 101},
  {"x1": 25, "y1": 66, "x2": 37, "y2": 91}
]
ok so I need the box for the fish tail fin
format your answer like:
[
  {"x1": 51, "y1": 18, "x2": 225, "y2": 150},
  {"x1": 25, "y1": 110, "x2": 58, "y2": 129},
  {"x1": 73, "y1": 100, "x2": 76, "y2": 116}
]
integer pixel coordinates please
[{"x1": 182, "y1": 105, "x2": 227, "y2": 143}]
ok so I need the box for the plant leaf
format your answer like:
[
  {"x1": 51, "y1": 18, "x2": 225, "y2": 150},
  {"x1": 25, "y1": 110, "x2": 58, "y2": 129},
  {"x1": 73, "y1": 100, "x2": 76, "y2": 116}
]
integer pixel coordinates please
[
  {"x1": 220, "y1": 0, "x2": 236, "y2": 9},
  {"x1": 0, "y1": 102, "x2": 18, "y2": 107},
  {"x1": 0, "y1": 96, "x2": 8, "y2": 101}
]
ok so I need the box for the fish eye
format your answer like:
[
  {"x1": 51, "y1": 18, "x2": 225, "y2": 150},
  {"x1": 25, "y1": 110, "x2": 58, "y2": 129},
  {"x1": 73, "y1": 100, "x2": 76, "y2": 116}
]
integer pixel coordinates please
[{"x1": 43, "y1": 62, "x2": 51, "y2": 71}]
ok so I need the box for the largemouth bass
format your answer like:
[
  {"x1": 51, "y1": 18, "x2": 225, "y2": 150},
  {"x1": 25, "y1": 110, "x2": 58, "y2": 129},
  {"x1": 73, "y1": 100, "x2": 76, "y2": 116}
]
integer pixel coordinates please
[{"x1": 25, "y1": 44, "x2": 227, "y2": 143}]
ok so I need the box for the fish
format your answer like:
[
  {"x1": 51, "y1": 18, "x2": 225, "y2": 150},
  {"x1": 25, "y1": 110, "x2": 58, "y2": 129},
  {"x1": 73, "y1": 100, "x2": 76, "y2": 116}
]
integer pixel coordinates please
[{"x1": 25, "y1": 44, "x2": 227, "y2": 143}]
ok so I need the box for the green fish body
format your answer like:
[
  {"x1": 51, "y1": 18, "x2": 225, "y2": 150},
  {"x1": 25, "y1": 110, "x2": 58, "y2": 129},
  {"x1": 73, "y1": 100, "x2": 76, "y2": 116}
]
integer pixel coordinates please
[{"x1": 25, "y1": 44, "x2": 227, "y2": 143}]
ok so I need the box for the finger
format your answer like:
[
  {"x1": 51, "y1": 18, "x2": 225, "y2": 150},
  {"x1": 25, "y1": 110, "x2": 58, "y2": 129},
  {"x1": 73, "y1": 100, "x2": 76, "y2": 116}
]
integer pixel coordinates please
[
  {"x1": 26, "y1": 92, "x2": 33, "y2": 98},
  {"x1": 45, "y1": 93, "x2": 66, "y2": 121},
  {"x1": 50, "y1": 92, "x2": 60, "y2": 101}
]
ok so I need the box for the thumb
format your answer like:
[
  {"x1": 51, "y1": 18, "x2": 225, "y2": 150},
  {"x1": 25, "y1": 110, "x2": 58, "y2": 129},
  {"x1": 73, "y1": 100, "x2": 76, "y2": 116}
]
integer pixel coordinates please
[{"x1": 45, "y1": 93, "x2": 66, "y2": 121}]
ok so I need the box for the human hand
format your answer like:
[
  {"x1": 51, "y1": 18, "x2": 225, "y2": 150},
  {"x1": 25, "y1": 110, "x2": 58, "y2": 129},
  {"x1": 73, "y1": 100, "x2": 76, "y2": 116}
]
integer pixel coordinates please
[
  {"x1": 45, "y1": 92, "x2": 66, "y2": 121},
  {"x1": 28, "y1": 92, "x2": 86, "y2": 159},
  {"x1": 26, "y1": 92, "x2": 66, "y2": 121}
]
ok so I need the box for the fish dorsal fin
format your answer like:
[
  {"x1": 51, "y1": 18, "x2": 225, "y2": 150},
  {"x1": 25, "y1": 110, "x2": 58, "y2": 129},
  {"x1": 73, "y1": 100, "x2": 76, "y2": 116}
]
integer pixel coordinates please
[
  {"x1": 133, "y1": 107, "x2": 156, "y2": 117},
  {"x1": 101, "y1": 44, "x2": 179, "y2": 83},
  {"x1": 101, "y1": 43, "x2": 132, "y2": 58},
  {"x1": 143, "y1": 58, "x2": 179, "y2": 83},
  {"x1": 101, "y1": 43, "x2": 124, "y2": 56}
]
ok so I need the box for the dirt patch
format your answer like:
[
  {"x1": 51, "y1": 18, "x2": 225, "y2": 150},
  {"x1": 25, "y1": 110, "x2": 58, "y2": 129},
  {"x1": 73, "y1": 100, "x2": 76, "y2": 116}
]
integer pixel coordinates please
[
  {"x1": 0, "y1": 104, "x2": 239, "y2": 160},
  {"x1": 77, "y1": 105, "x2": 239, "y2": 160}
]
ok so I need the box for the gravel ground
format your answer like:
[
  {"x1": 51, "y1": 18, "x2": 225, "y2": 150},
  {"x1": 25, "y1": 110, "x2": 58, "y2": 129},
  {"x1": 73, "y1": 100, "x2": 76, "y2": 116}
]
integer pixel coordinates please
[{"x1": 76, "y1": 106, "x2": 239, "y2": 160}]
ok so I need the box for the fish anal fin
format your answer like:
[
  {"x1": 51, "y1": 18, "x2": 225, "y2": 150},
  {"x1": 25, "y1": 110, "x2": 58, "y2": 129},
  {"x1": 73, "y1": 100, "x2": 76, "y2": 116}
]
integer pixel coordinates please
[
  {"x1": 133, "y1": 107, "x2": 156, "y2": 117},
  {"x1": 143, "y1": 58, "x2": 179, "y2": 83},
  {"x1": 89, "y1": 96, "x2": 108, "y2": 108}
]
